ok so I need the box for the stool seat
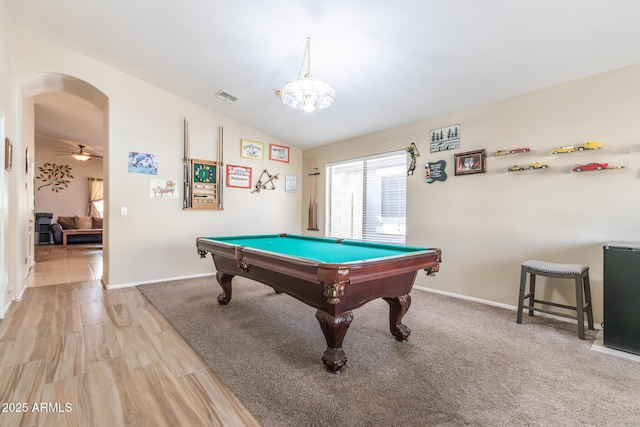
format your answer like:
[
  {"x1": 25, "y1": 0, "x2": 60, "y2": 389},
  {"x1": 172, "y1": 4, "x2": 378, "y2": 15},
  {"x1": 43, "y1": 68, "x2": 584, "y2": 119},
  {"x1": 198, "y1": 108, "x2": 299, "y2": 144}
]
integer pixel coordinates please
[
  {"x1": 517, "y1": 259, "x2": 594, "y2": 339},
  {"x1": 521, "y1": 260, "x2": 588, "y2": 275}
]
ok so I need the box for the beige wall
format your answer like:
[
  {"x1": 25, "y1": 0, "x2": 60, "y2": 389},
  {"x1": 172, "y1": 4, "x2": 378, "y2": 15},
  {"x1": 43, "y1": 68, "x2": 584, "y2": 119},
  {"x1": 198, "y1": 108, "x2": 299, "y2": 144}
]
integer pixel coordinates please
[
  {"x1": 11, "y1": 26, "x2": 302, "y2": 288},
  {"x1": 303, "y1": 64, "x2": 640, "y2": 323},
  {"x1": 34, "y1": 141, "x2": 103, "y2": 218},
  {"x1": 0, "y1": 1, "x2": 15, "y2": 316}
]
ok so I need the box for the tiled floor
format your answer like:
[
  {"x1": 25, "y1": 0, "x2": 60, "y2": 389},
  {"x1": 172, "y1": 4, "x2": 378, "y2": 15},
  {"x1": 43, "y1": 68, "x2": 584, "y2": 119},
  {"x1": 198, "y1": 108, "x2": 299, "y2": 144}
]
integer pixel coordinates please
[
  {"x1": 26, "y1": 243, "x2": 103, "y2": 287},
  {"x1": 4, "y1": 243, "x2": 260, "y2": 426}
]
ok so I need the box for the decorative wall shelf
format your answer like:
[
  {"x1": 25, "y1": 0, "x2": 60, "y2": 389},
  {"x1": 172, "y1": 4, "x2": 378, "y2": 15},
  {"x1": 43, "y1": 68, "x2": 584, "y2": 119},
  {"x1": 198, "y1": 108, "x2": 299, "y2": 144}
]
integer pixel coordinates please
[
  {"x1": 505, "y1": 162, "x2": 550, "y2": 173},
  {"x1": 550, "y1": 141, "x2": 604, "y2": 155},
  {"x1": 490, "y1": 147, "x2": 532, "y2": 157}
]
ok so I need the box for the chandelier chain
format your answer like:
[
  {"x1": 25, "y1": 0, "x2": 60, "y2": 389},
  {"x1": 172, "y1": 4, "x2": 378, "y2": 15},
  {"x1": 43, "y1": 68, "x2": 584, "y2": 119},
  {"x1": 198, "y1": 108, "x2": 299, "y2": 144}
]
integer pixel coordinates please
[{"x1": 297, "y1": 37, "x2": 312, "y2": 80}]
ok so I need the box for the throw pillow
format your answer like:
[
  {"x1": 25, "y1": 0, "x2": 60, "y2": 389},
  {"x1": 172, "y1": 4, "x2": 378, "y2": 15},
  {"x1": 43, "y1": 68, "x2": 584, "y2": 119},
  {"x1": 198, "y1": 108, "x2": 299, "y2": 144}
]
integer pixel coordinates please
[
  {"x1": 74, "y1": 215, "x2": 93, "y2": 229},
  {"x1": 57, "y1": 216, "x2": 77, "y2": 230},
  {"x1": 92, "y1": 217, "x2": 103, "y2": 229}
]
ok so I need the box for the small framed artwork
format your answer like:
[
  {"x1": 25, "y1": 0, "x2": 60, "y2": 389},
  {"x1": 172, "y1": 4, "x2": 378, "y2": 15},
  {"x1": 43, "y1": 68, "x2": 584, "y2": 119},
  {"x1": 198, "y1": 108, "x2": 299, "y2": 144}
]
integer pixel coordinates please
[
  {"x1": 269, "y1": 143, "x2": 290, "y2": 163},
  {"x1": 430, "y1": 124, "x2": 460, "y2": 153},
  {"x1": 285, "y1": 174, "x2": 296, "y2": 192},
  {"x1": 241, "y1": 139, "x2": 264, "y2": 160},
  {"x1": 454, "y1": 149, "x2": 486, "y2": 176},
  {"x1": 226, "y1": 164, "x2": 252, "y2": 188},
  {"x1": 5, "y1": 138, "x2": 12, "y2": 171}
]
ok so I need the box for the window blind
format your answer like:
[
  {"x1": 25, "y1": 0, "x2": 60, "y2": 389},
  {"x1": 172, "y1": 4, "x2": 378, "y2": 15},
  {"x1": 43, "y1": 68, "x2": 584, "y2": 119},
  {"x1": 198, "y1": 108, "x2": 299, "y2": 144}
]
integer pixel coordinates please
[{"x1": 327, "y1": 150, "x2": 406, "y2": 244}]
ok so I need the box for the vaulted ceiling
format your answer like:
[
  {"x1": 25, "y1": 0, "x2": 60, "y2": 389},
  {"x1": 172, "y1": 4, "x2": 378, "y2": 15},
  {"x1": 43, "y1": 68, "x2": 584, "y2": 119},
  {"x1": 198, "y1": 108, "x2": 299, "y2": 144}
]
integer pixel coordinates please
[{"x1": 8, "y1": 0, "x2": 640, "y2": 150}]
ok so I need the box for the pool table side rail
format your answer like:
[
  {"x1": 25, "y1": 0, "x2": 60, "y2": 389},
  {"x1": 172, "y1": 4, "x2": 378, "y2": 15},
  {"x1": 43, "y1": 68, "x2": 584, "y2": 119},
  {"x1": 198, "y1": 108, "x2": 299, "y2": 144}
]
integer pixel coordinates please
[
  {"x1": 196, "y1": 234, "x2": 442, "y2": 270},
  {"x1": 196, "y1": 237, "x2": 441, "y2": 281}
]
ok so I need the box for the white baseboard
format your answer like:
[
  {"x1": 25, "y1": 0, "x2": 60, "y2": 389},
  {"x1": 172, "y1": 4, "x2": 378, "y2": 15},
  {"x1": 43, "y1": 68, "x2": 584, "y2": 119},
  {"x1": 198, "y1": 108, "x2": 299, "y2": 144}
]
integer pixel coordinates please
[
  {"x1": 413, "y1": 285, "x2": 517, "y2": 311},
  {"x1": 413, "y1": 285, "x2": 602, "y2": 330},
  {"x1": 104, "y1": 272, "x2": 215, "y2": 290}
]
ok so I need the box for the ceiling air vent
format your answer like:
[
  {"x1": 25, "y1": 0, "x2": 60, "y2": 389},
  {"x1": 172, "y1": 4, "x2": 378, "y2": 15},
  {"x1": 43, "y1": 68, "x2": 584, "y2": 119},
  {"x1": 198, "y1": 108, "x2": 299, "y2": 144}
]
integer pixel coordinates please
[{"x1": 216, "y1": 90, "x2": 240, "y2": 104}]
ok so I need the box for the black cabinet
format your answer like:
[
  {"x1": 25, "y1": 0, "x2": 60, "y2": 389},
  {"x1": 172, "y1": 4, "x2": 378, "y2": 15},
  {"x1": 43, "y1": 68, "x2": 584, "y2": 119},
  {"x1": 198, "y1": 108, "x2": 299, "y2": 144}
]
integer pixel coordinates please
[
  {"x1": 35, "y1": 212, "x2": 53, "y2": 245},
  {"x1": 603, "y1": 242, "x2": 640, "y2": 355}
]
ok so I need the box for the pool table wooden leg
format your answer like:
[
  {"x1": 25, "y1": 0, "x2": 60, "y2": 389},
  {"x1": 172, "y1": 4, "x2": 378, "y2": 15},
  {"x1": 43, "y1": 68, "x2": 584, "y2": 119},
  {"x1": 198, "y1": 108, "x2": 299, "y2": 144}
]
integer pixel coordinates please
[
  {"x1": 315, "y1": 310, "x2": 353, "y2": 373},
  {"x1": 215, "y1": 271, "x2": 235, "y2": 305},
  {"x1": 383, "y1": 294, "x2": 412, "y2": 341}
]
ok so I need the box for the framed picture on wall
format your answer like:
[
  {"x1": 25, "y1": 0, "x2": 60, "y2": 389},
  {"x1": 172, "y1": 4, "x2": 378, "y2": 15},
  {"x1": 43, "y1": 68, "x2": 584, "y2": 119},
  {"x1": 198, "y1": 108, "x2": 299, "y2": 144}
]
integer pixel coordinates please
[
  {"x1": 226, "y1": 164, "x2": 252, "y2": 188},
  {"x1": 454, "y1": 149, "x2": 486, "y2": 176},
  {"x1": 269, "y1": 144, "x2": 290, "y2": 163},
  {"x1": 5, "y1": 138, "x2": 12, "y2": 171},
  {"x1": 240, "y1": 139, "x2": 264, "y2": 160},
  {"x1": 285, "y1": 174, "x2": 296, "y2": 192}
]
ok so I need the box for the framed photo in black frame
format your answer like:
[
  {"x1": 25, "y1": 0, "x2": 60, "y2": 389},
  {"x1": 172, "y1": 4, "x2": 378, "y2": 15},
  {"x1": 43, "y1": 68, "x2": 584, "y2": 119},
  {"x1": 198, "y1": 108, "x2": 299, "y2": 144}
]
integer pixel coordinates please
[{"x1": 454, "y1": 149, "x2": 486, "y2": 176}]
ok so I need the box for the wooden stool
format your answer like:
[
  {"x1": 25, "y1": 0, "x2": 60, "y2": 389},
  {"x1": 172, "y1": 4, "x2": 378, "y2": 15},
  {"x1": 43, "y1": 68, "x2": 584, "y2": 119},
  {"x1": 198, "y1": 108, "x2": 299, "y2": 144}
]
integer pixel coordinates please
[{"x1": 517, "y1": 260, "x2": 594, "y2": 339}]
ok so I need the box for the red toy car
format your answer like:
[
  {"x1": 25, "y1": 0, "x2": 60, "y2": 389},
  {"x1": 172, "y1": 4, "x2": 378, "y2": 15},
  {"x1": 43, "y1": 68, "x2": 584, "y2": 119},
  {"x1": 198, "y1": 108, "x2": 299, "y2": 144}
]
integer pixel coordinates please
[
  {"x1": 572, "y1": 163, "x2": 608, "y2": 172},
  {"x1": 509, "y1": 147, "x2": 531, "y2": 154}
]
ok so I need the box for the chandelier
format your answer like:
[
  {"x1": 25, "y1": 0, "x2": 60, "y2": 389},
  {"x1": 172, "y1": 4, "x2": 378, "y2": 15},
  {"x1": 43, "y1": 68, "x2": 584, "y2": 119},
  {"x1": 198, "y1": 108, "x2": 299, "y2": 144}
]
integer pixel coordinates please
[{"x1": 281, "y1": 38, "x2": 335, "y2": 111}]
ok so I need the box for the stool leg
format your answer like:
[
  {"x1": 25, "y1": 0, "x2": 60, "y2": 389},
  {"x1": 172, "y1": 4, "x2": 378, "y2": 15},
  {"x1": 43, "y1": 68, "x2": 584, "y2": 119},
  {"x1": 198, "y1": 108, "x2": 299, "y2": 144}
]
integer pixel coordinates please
[
  {"x1": 517, "y1": 266, "x2": 527, "y2": 324},
  {"x1": 583, "y1": 271, "x2": 594, "y2": 331},
  {"x1": 528, "y1": 273, "x2": 536, "y2": 317},
  {"x1": 575, "y1": 274, "x2": 585, "y2": 339}
]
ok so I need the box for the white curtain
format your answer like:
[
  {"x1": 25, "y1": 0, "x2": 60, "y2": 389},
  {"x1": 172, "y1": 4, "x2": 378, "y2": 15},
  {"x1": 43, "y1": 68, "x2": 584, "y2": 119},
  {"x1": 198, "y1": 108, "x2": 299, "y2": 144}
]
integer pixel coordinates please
[{"x1": 87, "y1": 178, "x2": 104, "y2": 217}]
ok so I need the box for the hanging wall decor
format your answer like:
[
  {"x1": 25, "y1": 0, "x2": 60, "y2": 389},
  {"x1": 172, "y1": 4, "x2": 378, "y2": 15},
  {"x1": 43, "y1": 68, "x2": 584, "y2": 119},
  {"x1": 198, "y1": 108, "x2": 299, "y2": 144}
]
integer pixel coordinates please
[
  {"x1": 269, "y1": 144, "x2": 290, "y2": 163},
  {"x1": 150, "y1": 178, "x2": 179, "y2": 198},
  {"x1": 5, "y1": 138, "x2": 12, "y2": 171},
  {"x1": 454, "y1": 149, "x2": 486, "y2": 176},
  {"x1": 425, "y1": 160, "x2": 447, "y2": 183},
  {"x1": 285, "y1": 174, "x2": 297, "y2": 192},
  {"x1": 406, "y1": 142, "x2": 420, "y2": 175},
  {"x1": 252, "y1": 169, "x2": 279, "y2": 193},
  {"x1": 128, "y1": 152, "x2": 158, "y2": 175},
  {"x1": 430, "y1": 124, "x2": 460, "y2": 153},
  {"x1": 241, "y1": 139, "x2": 264, "y2": 160},
  {"x1": 36, "y1": 163, "x2": 74, "y2": 192},
  {"x1": 226, "y1": 164, "x2": 252, "y2": 188},
  {"x1": 190, "y1": 159, "x2": 221, "y2": 209}
]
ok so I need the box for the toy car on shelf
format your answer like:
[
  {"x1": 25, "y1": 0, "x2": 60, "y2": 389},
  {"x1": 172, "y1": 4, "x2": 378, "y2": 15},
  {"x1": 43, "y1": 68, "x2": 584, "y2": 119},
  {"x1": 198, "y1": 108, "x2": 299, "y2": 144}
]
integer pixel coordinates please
[
  {"x1": 528, "y1": 162, "x2": 549, "y2": 169},
  {"x1": 572, "y1": 162, "x2": 608, "y2": 172},
  {"x1": 576, "y1": 141, "x2": 603, "y2": 151},
  {"x1": 509, "y1": 147, "x2": 530, "y2": 154},
  {"x1": 491, "y1": 149, "x2": 510, "y2": 156},
  {"x1": 507, "y1": 165, "x2": 527, "y2": 172},
  {"x1": 552, "y1": 146, "x2": 576, "y2": 154}
]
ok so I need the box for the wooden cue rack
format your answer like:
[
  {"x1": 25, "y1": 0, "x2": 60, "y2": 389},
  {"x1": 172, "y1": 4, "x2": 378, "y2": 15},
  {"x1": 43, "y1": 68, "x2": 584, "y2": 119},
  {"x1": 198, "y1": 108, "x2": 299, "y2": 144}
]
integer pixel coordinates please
[
  {"x1": 183, "y1": 119, "x2": 224, "y2": 211},
  {"x1": 190, "y1": 159, "x2": 220, "y2": 210}
]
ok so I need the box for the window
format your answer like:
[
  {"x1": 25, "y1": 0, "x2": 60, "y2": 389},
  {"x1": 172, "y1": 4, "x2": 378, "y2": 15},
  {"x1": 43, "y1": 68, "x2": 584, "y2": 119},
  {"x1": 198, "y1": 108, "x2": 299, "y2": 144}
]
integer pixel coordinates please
[
  {"x1": 87, "y1": 178, "x2": 104, "y2": 218},
  {"x1": 92, "y1": 199, "x2": 104, "y2": 218},
  {"x1": 327, "y1": 150, "x2": 406, "y2": 244}
]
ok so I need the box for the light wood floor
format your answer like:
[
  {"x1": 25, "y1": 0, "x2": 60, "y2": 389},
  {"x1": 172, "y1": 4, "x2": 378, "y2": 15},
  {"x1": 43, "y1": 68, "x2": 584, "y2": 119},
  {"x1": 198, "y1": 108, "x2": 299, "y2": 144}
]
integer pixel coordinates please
[{"x1": 0, "y1": 245, "x2": 260, "y2": 427}]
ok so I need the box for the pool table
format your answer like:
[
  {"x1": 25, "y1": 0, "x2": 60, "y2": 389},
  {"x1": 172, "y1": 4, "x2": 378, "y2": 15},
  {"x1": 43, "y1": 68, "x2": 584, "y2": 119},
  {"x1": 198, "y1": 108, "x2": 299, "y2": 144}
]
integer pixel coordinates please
[{"x1": 196, "y1": 233, "x2": 441, "y2": 373}]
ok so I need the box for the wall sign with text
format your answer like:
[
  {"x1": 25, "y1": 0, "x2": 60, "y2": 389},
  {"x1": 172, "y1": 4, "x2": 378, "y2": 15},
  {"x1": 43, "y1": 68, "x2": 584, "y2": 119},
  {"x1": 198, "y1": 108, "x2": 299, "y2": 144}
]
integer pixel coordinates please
[{"x1": 425, "y1": 160, "x2": 447, "y2": 183}]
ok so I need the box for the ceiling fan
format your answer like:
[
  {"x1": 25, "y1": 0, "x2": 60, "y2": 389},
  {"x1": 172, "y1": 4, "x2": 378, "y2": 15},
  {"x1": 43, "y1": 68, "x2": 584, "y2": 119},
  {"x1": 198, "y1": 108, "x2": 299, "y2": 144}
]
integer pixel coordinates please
[{"x1": 58, "y1": 144, "x2": 103, "y2": 161}]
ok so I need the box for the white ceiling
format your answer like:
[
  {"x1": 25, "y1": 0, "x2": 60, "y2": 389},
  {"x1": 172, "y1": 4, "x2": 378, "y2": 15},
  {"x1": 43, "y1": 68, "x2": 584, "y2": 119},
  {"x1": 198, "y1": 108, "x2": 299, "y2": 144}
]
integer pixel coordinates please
[{"x1": 8, "y1": 0, "x2": 640, "y2": 150}]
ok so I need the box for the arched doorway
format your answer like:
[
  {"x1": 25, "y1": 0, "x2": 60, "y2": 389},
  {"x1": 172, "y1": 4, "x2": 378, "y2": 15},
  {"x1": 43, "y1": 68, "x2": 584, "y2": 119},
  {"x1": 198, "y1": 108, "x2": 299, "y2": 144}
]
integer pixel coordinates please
[{"x1": 20, "y1": 72, "x2": 108, "y2": 288}]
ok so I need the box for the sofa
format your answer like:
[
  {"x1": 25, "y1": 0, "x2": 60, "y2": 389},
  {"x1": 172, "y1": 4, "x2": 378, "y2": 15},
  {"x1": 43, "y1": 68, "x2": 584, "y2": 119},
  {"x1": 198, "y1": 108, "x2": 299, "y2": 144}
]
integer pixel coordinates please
[{"x1": 51, "y1": 215, "x2": 103, "y2": 246}]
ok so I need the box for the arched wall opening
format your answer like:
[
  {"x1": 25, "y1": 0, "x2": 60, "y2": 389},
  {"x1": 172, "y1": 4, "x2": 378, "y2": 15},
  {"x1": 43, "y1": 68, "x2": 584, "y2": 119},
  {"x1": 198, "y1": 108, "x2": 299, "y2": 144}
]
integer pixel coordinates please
[{"x1": 19, "y1": 72, "x2": 109, "y2": 289}]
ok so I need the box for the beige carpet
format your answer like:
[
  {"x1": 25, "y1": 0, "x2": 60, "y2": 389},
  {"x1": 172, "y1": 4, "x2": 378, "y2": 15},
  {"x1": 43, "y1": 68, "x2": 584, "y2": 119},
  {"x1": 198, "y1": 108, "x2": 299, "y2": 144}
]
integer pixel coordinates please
[{"x1": 138, "y1": 276, "x2": 640, "y2": 427}]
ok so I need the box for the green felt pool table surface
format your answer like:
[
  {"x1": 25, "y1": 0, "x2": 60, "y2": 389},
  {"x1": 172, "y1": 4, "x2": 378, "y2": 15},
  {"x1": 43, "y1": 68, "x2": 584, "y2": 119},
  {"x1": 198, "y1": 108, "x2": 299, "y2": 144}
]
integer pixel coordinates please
[{"x1": 202, "y1": 233, "x2": 430, "y2": 264}]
